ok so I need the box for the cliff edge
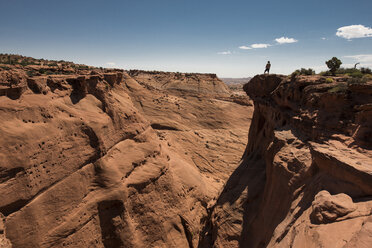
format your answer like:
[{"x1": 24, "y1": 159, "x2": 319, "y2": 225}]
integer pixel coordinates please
[{"x1": 203, "y1": 74, "x2": 372, "y2": 248}]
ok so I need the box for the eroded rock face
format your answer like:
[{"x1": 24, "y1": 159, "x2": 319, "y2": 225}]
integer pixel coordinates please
[
  {"x1": 311, "y1": 190, "x2": 357, "y2": 224},
  {"x1": 0, "y1": 68, "x2": 252, "y2": 247},
  {"x1": 0, "y1": 213, "x2": 12, "y2": 248},
  {"x1": 0, "y1": 70, "x2": 28, "y2": 99},
  {"x1": 202, "y1": 75, "x2": 372, "y2": 248}
]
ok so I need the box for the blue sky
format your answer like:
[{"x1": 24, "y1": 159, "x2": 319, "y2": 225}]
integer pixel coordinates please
[{"x1": 1, "y1": 0, "x2": 371, "y2": 77}]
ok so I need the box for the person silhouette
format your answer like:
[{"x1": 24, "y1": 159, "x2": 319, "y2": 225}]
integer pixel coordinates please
[{"x1": 264, "y1": 61, "x2": 271, "y2": 74}]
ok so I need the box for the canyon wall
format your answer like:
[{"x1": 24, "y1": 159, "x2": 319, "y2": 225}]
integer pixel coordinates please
[
  {"x1": 1, "y1": 67, "x2": 371, "y2": 248},
  {"x1": 203, "y1": 74, "x2": 372, "y2": 247},
  {"x1": 0, "y1": 68, "x2": 251, "y2": 248}
]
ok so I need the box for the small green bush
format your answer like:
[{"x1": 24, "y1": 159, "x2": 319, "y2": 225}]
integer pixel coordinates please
[
  {"x1": 347, "y1": 70, "x2": 363, "y2": 78},
  {"x1": 319, "y1": 71, "x2": 332, "y2": 76},
  {"x1": 26, "y1": 71, "x2": 36, "y2": 77},
  {"x1": 328, "y1": 83, "x2": 347, "y2": 93},
  {"x1": 362, "y1": 74, "x2": 372, "y2": 81},
  {"x1": 0, "y1": 65, "x2": 10, "y2": 70},
  {"x1": 20, "y1": 60, "x2": 29, "y2": 66},
  {"x1": 361, "y1": 67, "x2": 372, "y2": 74},
  {"x1": 347, "y1": 77, "x2": 367, "y2": 84},
  {"x1": 291, "y1": 68, "x2": 315, "y2": 76},
  {"x1": 39, "y1": 68, "x2": 54, "y2": 75},
  {"x1": 320, "y1": 66, "x2": 372, "y2": 78},
  {"x1": 325, "y1": 78, "x2": 334, "y2": 83},
  {"x1": 336, "y1": 67, "x2": 358, "y2": 75}
]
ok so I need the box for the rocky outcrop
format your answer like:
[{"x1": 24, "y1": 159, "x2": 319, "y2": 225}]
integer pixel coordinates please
[
  {"x1": 202, "y1": 74, "x2": 372, "y2": 247},
  {"x1": 0, "y1": 70, "x2": 28, "y2": 100},
  {"x1": 0, "y1": 68, "x2": 251, "y2": 247}
]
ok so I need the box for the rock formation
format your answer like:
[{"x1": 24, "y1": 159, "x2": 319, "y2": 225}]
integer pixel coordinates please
[
  {"x1": 202, "y1": 74, "x2": 372, "y2": 247},
  {"x1": 0, "y1": 65, "x2": 252, "y2": 248},
  {"x1": 1, "y1": 57, "x2": 371, "y2": 248}
]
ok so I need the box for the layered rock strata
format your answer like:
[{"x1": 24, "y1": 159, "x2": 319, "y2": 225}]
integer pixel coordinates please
[
  {"x1": 203, "y1": 74, "x2": 372, "y2": 248},
  {"x1": 0, "y1": 68, "x2": 251, "y2": 248}
]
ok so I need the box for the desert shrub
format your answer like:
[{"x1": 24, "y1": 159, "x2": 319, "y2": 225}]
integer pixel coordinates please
[
  {"x1": 326, "y1": 67, "x2": 372, "y2": 78},
  {"x1": 39, "y1": 68, "x2": 54, "y2": 75},
  {"x1": 347, "y1": 70, "x2": 363, "y2": 78},
  {"x1": 326, "y1": 57, "x2": 342, "y2": 76},
  {"x1": 328, "y1": 83, "x2": 347, "y2": 93},
  {"x1": 360, "y1": 67, "x2": 372, "y2": 74},
  {"x1": 325, "y1": 78, "x2": 334, "y2": 83},
  {"x1": 362, "y1": 74, "x2": 372, "y2": 81},
  {"x1": 0, "y1": 65, "x2": 10, "y2": 70},
  {"x1": 26, "y1": 70, "x2": 36, "y2": 77},
  {"x1": 20, "y1": 60, "x2": 29, "y2": 66},
  {"x1": 61, "y1": 70, "x2": 73, "y2": 75},
  {"x1": 291, "y1": 68, "x2": 315, "y2": 76},
  {"x1": 78, "y1": 65, "x2": 89, "y2": 69},
  {"x1": 301, "y1": 68, "x2": 315, "y2": 75},
  {"x1": 347, "y1": 77, "x2": 367, "y2": 84},
  {"x1": 292, "y1": 70, "x2": 300, "y2": 77},
  {"x1": 336, "y1": 67, "x2": 357, "y2": 75},
  {"x1": 319, "y1": 71, "x2": 332, "y2": 76}
]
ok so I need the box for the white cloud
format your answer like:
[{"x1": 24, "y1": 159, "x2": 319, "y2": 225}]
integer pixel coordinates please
[
  {"x1": 344, "y1": 54, "x2": 372, "y2": 63},
  {"x1": 239, "y1": 43, "x2": 270, "y2": 50},
  {"x1": 106, "y1": 62, "x2": 116, "y2": 66},
  {"x1": 217, "y1": 51, "x2": 232, "y2": 55},
  {"x1": 336, "y1": 25, "x2": 372, "y2": 39},
  {"x1": 321, "y1": 37, "x2": 327, "y2": 40},
  {"x1": 239, "y1": 46, "x2": 252, "y2": 50},
  {"x1": 275, "y1": 37, "x2": 298, "y2": 44},
  {"x1": 344, "y1": 54, "x2": 372, "y2": 68},
  {"x1": 251, "y1": 43, "x2": 271, "y2": 49}
]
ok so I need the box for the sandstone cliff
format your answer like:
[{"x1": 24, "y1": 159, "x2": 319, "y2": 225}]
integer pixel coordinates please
[
  {"x1": 0, "y1": 66, "x2": 252, "y2": 248},
  {"x1": 202, "y1": 74, "x2": 372, "y2": 247},
  {"x1": 1, "y1": 61, "x2": 371, "y2": 248}
]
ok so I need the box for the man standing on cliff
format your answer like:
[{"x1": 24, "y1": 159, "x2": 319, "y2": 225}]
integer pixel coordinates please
[{"x1": 264, "y1": 61, "x2": 271, "y2": 74}]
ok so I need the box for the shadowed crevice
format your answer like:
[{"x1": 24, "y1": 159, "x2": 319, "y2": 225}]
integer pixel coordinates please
[
  {"x1": 151, "y1": 123, "x2": 180, "y2": 131},
  {"x1": 98, "y1": 200, "x2": 125, "y2": 248}
]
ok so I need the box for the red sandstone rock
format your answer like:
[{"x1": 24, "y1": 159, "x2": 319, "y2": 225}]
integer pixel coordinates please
[
  {"x1": 0, "y1": 66, "x2": 252, "y2": 247},
  {"x1": 1, "y1": 62, "x2": 371, "y2": 247},
  {"x1": 202, "y1": 74, "x2": 372, "y2": 248}
]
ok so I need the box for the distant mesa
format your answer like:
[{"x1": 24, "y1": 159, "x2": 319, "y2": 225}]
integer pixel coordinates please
[{"x1": 128, "y1": 69, "x2": 230, "y2": 96}]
